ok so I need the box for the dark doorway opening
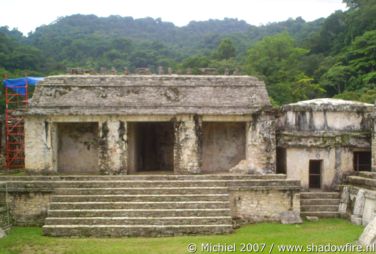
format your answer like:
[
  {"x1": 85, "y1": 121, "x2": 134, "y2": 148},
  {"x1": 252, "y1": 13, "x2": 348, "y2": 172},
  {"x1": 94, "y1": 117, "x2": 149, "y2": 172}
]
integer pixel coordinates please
[
  {"x1": 309, "y1": 160, "x2": 322, "y2": 189},
  {"x1": 354, "y1": 151, "x2": 371, "y2": 172},
  {"x1": 128, "y1": 122, "x2": 174, "y2": 172},
  {"x1": 276, "y1": 147, "x2": 287, "y2": 174}
]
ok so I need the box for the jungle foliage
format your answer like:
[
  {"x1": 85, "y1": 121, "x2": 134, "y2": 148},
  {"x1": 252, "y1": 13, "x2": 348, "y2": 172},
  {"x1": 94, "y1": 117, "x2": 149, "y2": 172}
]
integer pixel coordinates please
[{"x1": 0, "y1": 0, "x2": 375, "y2": 104}]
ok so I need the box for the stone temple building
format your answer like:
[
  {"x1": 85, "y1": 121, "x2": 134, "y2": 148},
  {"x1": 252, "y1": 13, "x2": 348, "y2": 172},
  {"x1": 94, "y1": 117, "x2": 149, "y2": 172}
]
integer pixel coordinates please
[
  {"x1": 24, "y1": 75, "x2": 275, "y2": 175},
  {"x1": 1, "y1": 74, "x2": 376, "y2": 237},
  {"x1": 277, "y1": 98, "x2": 374, "y2": 190}
]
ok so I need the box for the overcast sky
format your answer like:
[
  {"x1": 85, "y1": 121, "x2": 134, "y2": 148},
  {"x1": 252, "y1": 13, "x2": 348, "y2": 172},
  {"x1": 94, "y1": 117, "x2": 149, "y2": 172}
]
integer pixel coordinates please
[{"x1": 1, "y1": 0, "x2": 347, "y2": 35}]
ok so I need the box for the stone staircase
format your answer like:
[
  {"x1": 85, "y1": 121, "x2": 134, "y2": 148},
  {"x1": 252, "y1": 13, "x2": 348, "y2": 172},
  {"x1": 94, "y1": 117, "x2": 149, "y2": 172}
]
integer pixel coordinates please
[
  {"x1": 0, "y1": 174, "x2": 300, "y2": 237},
  {"x1": 42, "y1": 175, "x2": 240, "y2": 237},
  {"x1": 300, "y1": 192, "x2": 340, "y2": 218}
]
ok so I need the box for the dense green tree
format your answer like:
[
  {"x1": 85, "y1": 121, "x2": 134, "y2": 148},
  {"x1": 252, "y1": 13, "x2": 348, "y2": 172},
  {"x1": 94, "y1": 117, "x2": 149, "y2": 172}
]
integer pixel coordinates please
[
  {"x1": 246, "y1": 33, "x2": 323, "y2": 104},
  {"x1": 321, "y1": 30, "x2": 376, "y2": 101},
  {"x1": 214, "y1": 39, "x2": 236, "y2": 60}
]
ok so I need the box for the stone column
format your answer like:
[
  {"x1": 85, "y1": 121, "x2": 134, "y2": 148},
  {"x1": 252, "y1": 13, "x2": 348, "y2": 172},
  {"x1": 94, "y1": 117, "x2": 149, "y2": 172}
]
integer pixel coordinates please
[
  {"x1": 339, "y1": 186, "x2": 350, "y2": 215},
  {"x1": 174, "y1": 115, "x2": 201, "y2": 174},
  {"x1": 351, "y1": 189, "x2": 365, "y2": 225},
  {"x1": 292, "y1": 192, "x2": 301, "y2": 212},
  {"x1": 25, "y1": 117, "x2": 56, "y2": 173},
  {"x1": 99, "y1": 120, "x2": 127, "y2": 174},
  {"x1": 372, "y1": 119, "x2": 376, "y2": 172},
  {"x1": 246, "y1": 111, "x2": 276, "y2": 174}
]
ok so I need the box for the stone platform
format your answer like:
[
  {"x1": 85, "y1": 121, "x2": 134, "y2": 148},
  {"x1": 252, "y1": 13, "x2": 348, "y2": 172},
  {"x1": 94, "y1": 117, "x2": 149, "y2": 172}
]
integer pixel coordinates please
[{"x1": 0, "y1": 174, "x2": 300, "y2": 237}]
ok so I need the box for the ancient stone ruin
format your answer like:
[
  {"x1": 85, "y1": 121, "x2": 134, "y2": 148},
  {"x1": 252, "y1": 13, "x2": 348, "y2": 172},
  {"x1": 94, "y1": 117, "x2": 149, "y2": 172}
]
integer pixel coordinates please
[
  {"x1": 24, "y1": 75, "x2": 275, "y2": 175},
  {"x1": 0, "y1": 74, "x2": 376, "y2": 237}
]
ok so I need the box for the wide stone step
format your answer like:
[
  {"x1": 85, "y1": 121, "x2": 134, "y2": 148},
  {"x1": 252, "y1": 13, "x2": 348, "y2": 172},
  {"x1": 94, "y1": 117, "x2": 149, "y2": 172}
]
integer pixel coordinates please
[
  {"x1": 301, "y1": 205, "x2": 339, "y2": 212},
  {"x1": 51, "y1": 194, "x2": 229, "y2": 202},
  {"x1": 49, "y1": 201, "x2": 230, "y2": 210},
  {"x1": 0, "y1": 174, "x2": 286, "y2": 182},
  {"x1": 48, "y1": 208, "x2": 230, "y2": 217},
  {"x1": 358, "y1": 172, "x2": 376, "y2": 179},
  {"x1": 54, "y1": 187, "x2": 229, "y2": 195},
  {"x1": 42, "y1": 224, "x2": 234, "y2": 237},
  {"x1": 301, "y1": 211, "x2": 339, "y2": 218},
  {"x1": 347, "y1": 176, "x2": 376, "y2": 189},
  {"x1": 17, "y1": 180, "x2": 229, "y2": 188},
  {"x1": 300, "y1": 199, "x2": 340, "y2": 206},
  {"x1": 6, "y1": 179, "x2": 294, "y2": 190},
  {"x1": 44, "y1": 216, "x2": 232, "y2": 226},
  {"x1": 300, "y1": 192, "x2": 340, "y2": 199}
]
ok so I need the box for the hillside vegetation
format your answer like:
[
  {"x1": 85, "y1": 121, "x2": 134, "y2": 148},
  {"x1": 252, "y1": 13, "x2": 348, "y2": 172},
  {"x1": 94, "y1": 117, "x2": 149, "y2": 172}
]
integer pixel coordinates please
[{"x1": 0, "y1": 0, "x2": 375, "y2": 105}]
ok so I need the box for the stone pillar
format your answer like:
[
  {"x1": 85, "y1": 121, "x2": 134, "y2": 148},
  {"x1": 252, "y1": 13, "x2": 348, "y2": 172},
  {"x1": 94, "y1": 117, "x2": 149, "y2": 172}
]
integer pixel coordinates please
[
  {"x1": 25, "y1": 117, "x2": 56, "y2": 173},
  {"x1": 372, "y1": 119, "x2": 376, "y2": 171},
  {"x1": 339, "y1": 186, "x2": 350, "y2": 215},
  {"x1": 351, "y1": 189, "x2": 365, "y2": 225},
  {"x1": 292, "y1": 192, "x2": 301, "y2": 212},
  {"x1": 174, "y1": 115, "x2": 201, "y2": 174},
  {"x1": 245, "y1": 111, "x2": 276, "y2": 174},
  {"x1": 99, "y1": 120, "x2": 127, "y2": 174}
]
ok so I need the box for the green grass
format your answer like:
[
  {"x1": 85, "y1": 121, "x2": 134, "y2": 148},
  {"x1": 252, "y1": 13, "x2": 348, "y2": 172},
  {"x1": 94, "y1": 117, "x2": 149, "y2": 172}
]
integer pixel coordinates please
[
  {"x1": 0, "y1": 219, "x2": 365, "y2": 254},
  {"x1": 0, "y1": 170, "x2": 27, "y2": 176}
]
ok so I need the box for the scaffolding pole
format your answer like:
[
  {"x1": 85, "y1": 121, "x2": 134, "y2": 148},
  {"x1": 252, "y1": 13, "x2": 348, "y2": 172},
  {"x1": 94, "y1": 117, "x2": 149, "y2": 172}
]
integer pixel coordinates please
[{"x1": 5, "y1": 79, "x2": 28, "y2": 169}]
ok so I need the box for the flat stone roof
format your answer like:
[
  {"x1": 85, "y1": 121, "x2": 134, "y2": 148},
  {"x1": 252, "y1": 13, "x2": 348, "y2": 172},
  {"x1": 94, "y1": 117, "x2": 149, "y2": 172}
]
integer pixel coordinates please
[
  {"x1": 27, "y1": 75, "x2": 271, "y2": 116},
  {"x1": 281, "y1": 98, "x2": 374, "y2": 112}
]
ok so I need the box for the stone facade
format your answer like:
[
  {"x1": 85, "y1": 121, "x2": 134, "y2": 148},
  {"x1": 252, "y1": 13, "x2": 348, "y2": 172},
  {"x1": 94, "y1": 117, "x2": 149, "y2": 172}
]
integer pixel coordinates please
[
  {"x1": 24, "y1": 75, "x2": 275, "y2": 175},
  {"x1": 277, "y1": 98, "x2": 373, "y2": 190}
]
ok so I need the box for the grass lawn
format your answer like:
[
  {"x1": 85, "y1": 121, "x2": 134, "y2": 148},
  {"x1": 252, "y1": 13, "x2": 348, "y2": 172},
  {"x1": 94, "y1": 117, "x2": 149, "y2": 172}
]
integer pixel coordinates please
[{"x1": 0, "y1": 219, "x2": 365, "y2": 254}]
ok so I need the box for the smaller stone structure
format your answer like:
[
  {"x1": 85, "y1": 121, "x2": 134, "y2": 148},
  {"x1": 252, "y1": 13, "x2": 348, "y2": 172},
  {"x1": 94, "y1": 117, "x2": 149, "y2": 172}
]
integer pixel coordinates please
[{"x1": 277, "y1": 98, "x2": 373, "y2": 190}]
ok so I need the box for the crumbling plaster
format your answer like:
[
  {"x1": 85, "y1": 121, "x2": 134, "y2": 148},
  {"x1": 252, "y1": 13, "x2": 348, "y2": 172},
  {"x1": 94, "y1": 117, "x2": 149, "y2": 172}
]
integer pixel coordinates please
[
  {"x1": 25, "y1": 113, "x2": 276, "y2": 175},
  {"x1": 277, "y1": 99, "x2": 374, "y2": 189}
]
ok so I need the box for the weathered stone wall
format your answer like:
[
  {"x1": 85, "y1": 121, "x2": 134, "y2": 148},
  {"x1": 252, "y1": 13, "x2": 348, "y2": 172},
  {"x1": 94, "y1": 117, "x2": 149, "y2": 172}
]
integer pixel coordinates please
[
  {"x1": 286, "y1": 147, "x2": 354, "y2": 190},
  {"x1": 7, "y1": 192, "x2": 51, "y2": 226},
  {"x1": 99, "y1": 120, "x2": 127, "y2": 174},
  {"x1": 25, "y1": 113, "x2": 274, "y2": 175},
  {"x1": 230, "y1": 189, "x2": 300, "y2": 225},
  {"x1": 25, "y1": 116, "x2": 129, "y2": 174},
  {"x1": 343, "y1": 187, "x2": 376, "y2": 226},
  {"x1": 25, "y1": 117, "x2": 56, "y2": 172},
  {"x1": 57, "y1": 122, "x2": 99, "y2": 174},
  {"x1": 28, "y1": 75, "x2": 271, "y2": 116},
  {"x1": 246, "y1": 111, "x2": 276, "y2": 173},
  {"x1": 202, "y1": 122, "x2": 245, "y2": 173},
  {"x1": 278, "y1": 111, "x2": 372, "y2": 132},
  {"x1": 372, "y1": 120, "x2": 376, "y2": 171},
  {"x1": 340, "y1": 173, "x2": 376, "y2": 226},
  {"x1": 174, "y1": 115, "x2": 201, "y2": 174},
  {"x1": 278, "y1": 98, "x2": 373, "y2": 132},
  {"x1": 0, "y1": 182, "x2": 9, "y2": 228}
]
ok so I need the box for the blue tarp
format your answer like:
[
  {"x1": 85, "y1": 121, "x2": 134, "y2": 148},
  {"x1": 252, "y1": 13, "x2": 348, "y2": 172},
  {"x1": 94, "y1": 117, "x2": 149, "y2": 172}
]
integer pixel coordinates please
[{"x1": 3, "y1": 77, "x2": 44, "y2": 96}]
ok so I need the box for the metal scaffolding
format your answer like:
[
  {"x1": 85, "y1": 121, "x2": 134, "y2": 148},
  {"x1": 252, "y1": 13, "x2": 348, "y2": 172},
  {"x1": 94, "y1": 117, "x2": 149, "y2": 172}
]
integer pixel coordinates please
[{"x1": 4, "y1": 79, "x2": 28, "y2": 169}]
